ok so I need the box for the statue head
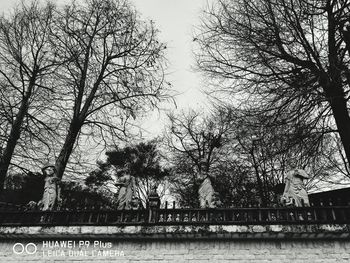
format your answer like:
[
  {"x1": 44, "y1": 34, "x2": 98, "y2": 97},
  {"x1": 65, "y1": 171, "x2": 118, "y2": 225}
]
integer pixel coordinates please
[
  {"x1": 42, "y1": 163, "x2": 56, "y2": 176},
  {"x1": 294, "y1": 169, "x2": 309, "y2": 179},
  {"x1": 287, "y1": 169, "x2": 309, "y2": 181}
]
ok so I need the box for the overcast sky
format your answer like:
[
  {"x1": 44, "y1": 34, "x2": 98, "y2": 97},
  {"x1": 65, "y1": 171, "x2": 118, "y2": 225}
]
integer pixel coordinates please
[
  {"x1": 131, "y1": 0, "x2": 211, "y2": 137},
  {"x1": 132, "y1": 0, "x2": 209, "y2": 108},
  {"x1": 0, "y1": 0, "x2": 211, "y2": 138}
]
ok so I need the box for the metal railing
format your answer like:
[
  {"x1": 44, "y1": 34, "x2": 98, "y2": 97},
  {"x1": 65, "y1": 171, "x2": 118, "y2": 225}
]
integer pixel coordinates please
[{"x1": 0, "y1": 202, "x2": 350, "y2": 226}]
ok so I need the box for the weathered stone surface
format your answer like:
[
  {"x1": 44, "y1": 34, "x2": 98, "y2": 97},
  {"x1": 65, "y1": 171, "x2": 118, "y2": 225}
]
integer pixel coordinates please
[
  {"x1": 0, "y1": 224, "x2": 349, "y2": 262},
  {"x1": 0, "y1": 224, "x2": 349, "y2": 239}
]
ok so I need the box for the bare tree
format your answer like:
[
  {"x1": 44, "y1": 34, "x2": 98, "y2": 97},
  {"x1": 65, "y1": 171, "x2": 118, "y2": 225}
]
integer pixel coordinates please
[
  {"x1": 164, "y1": 109, "x2": 234, "y2": 175},
  {"x1": 0, "y1": 2, "x2": 62, "y2": 191},
  {"x1": 164, "y1": 106, "x2": 342, "y2": 206},
  {"x1": 163, "y1": 109, "x2": 237, "y2": 206},
  {"x1": 50, "y1": 0, "x2": 170, "y2": 179},
  {"x1": 232, "y1": 108, "x2": 335, "y2": 205},
  {"x1": 195, "y1": 0, "x2": 350, "y2": 168}
]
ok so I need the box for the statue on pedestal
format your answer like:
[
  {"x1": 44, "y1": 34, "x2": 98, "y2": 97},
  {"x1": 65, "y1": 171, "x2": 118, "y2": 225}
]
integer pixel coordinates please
[
  {"x1": 39, "y1": 164, "x2": 61, "y2": 211},
  {"x1": 281, "y1": 169, "x2": 310, "y2": 207},
  {"x1": 197, "y1": 161, "x2": 218, "y2": 208},
  {"x1": 115, "y1": 167, "x2": 137, "y2": 210}
]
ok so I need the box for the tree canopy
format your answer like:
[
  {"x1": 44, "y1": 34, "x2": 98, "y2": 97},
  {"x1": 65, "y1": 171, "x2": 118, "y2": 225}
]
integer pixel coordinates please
[
  {"x1": 0, "y1": 0, "x2": 171, "y2": 191},
  {"x1": 195, "y1": 0, "x2": 350, "y2": 171},
  {"x1": 85, "y1": 140, "x2": 170, "y2": 204}
]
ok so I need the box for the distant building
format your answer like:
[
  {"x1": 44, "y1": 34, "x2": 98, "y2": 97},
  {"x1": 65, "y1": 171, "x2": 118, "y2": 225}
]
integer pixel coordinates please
[{"x1": 309, "y1": 187, "x2": 350, "y2": 206}]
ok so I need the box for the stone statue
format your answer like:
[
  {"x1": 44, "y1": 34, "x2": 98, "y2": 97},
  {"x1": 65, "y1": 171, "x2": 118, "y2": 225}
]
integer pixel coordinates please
[
  {"x1": 197, "y1": 162, "x2": 217, "y2": 208},
  {"x1": 115, "y1": 169, "x2": 137, "y2": 210},
  {"x1": 39, "y1": 164, "x2": 61, "y2": 211},
  {"x1": 281, "y1": 169, "x2": 310, "y2": 207}
]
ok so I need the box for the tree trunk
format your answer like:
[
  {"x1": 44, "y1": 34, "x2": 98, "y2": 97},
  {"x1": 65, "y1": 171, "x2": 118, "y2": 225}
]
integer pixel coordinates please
[
  {"x1": 55, "y1": 121, "x2": 81, "y2": 179},
  {"x1": 326, "y1": 9, "x2": 350, "y2": 169},
  {"x1": 328, "y1": 93, "x2": 350, "y2": 168},
  {"x1": 251, "y1": 152, "x2": 267, "y2": 206},
  {"x1": 319, "y1": 70, "x2": 350, "y2": 168},
  {"x1": 0, "y1": 93, "x2": 31, "y2": 192}
]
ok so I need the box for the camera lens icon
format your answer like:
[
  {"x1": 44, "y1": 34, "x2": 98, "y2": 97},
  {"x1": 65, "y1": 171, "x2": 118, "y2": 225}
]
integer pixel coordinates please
[{"x1": 13, "y1": 243, "x2": 37, "y2": 255}]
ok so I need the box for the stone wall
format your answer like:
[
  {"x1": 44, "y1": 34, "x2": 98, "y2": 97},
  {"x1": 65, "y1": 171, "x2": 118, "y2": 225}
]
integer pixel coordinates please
[{"x1": 0, "y1": 224, "x2": 349, "y2": 262}]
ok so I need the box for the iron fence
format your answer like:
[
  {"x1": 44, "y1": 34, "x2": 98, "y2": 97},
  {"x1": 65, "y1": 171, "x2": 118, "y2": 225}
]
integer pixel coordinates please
[{"x1": 0, "y1": 202, "x2": 349, "y2": 226}]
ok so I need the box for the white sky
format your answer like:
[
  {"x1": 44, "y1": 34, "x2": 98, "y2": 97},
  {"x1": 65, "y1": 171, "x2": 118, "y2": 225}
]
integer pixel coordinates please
[
  {"x1": 132, "y1": 0, "x2": 208, "y2": 109},
  {"x1": 0, "y1": 0, "x2": 212, "y2": 138},
  {"x1": 131, "y1": 0, "x2": 211, "y2": 137}
]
